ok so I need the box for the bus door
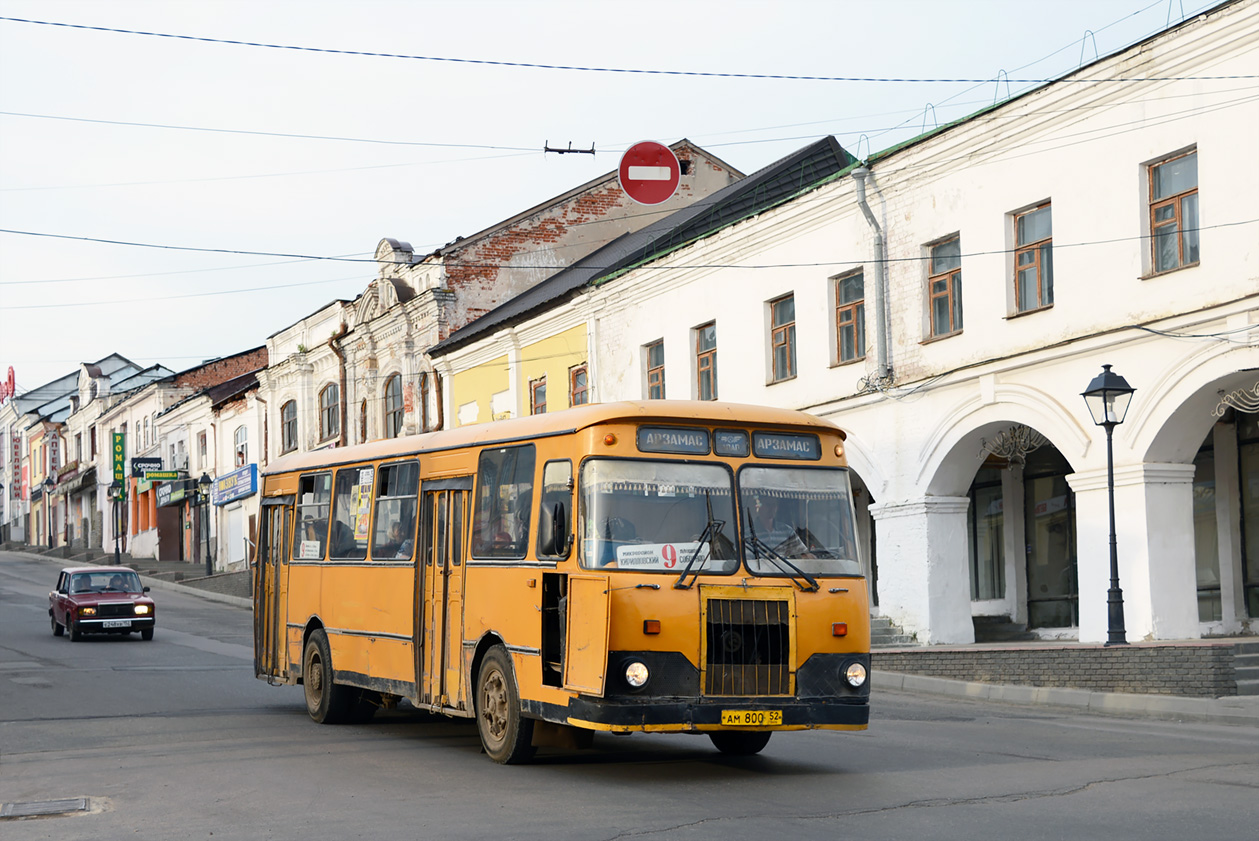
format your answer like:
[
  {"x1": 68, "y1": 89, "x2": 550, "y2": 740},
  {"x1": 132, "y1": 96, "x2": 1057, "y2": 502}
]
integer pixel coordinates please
[
  {"x1": 418, "y1": 478, "x2": 472, "y2": 710},
  {"x1": 255, "y1": 496, "x2": 293, "y2": 680}
]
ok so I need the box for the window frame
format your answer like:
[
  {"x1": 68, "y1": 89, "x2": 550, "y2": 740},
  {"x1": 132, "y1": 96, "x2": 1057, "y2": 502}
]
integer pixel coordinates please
[
  {"x1": 1148, "y1": 149, "x2": 1200, "y2": 275},
  {"x1": 695, "y1": 322, "x2": 718, "y2": 400},
  {"x1": 1014, "y1": 203, "x2": 1053, "y2": 314},
  {"x1": 529, "y1": 377, "x2": 547, "y2": 415},
  {"x1": 383, "y1": 374, "x2": 404, "y2": 439},
  {"x1": 319, "y1": 383, "x2": 340, "y2": 442},
  {"x1": 645, "y1": 340, "x2": 665, "y2": 399},
  {"x1": 569, "y1": 364, "x2": 589, "y2": 407},
  {"x1": 769, "y1": 295, "x2": 797, "y2": 383},
  {"x1": 280, "y1": 400, "x2": 298, "y2": 454},
  {"x1": 927, "y1": 237, "x2": 963, "y2": 339},
  {"x1": 833, "y1": 270, "x2": 865, "y2": 364},
  {"x1": 234, "y1": 426, "x2": 248, "y2": 467}
]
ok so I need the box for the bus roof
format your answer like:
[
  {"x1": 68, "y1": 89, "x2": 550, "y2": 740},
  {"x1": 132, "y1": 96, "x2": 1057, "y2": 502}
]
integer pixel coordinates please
[{"x1": 262, "y1": 400, "x2": 842, "y2": 477}]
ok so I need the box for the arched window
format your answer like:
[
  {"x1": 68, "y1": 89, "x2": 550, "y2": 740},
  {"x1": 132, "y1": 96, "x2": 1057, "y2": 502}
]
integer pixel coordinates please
[
  {"x1": 281, "y1": 400, "x2": 298, "y2": 453},
  {"x1": 234, "y1": 426, "x2": 248, "y2": 467},
  {"x1": 384, "y1": 375, "x2": 403, "y2": 439},
  {"x1": 359, "y1": 399, "x2": 367, "y2": 444},
  {"x1": 319, "y1": 383, "x2": 340, "y2": 441}
]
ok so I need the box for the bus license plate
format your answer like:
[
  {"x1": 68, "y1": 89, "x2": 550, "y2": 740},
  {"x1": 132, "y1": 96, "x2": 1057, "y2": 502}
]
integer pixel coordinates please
[
  {"x1": 720, "y1": 710, "x2": 782, "y2": 726},
  {"x1": 102, "y1": 619, "x2": 131, "y2": 629}
]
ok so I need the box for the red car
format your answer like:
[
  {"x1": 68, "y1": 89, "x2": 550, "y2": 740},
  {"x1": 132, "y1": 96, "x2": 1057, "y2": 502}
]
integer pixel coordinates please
[{"x1": 49, "y1": 566, "x2": 156, "y2": 641}]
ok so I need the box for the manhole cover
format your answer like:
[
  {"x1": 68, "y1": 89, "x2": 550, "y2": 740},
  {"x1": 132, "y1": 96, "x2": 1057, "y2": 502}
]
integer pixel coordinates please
[{"x1": 0, "y1": 798, "x2": 89, "y2": 818}]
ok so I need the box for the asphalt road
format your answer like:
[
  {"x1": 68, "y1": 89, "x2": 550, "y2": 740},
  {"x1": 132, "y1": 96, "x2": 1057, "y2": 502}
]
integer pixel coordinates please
[{"x1": 2, "y1": 550, "x2": 1257, "y2": 841}]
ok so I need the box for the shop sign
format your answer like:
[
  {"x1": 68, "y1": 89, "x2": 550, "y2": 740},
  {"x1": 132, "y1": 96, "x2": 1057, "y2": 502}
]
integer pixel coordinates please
[
  {"x1": 145, "y1": 471, "x2": 180, "y2": 481},
  {"x1": 213, "y1": 464, "x2": 257, "y2": 506},
  {"x1": 131, "y1": 457, "x2": 162, "y2": 475},
  {"x1": 48, "y1": 434, "x2": 60, "y2": 471},
  {"x1": 112, "y1": 434, "x2": 126, "y2": 482},
  {"x1": 156, "y1": 481, "x2": 189, "y2": 508},
  {"x1": 0, "y1": 367, "x2": 15, "y2": 404}
]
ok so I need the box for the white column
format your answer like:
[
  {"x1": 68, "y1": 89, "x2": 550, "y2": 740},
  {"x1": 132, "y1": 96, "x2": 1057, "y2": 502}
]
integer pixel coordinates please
[
  {"x1": 1003, "y1": 465, "x2": 1028, "y2": 625},
  {"x1": 868, "y1": 496, "x2": 974, "y2": 644},
  {"x1": 1212, "y1": 423, "x2": 1244, "y2": 628},
  {"x1": 1068, "y1": 463, "x2": 1198, "y2": 643}
]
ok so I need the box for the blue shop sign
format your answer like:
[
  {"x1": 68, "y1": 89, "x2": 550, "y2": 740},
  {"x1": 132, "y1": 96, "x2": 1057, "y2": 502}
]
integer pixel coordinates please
[{"x1": 213, "y1": 464, "x2": 257, "y2": 506}]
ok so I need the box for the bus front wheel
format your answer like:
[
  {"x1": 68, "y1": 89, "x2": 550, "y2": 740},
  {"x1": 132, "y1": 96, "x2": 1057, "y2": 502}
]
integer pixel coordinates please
[
  {"x1": 303, "y1": 629, "x2": 354, "y2": 724},
  {"x1": 476, "y1": 646, "x2": 535, "y2": 764},
  {"x1": 708, "y1": 731, "x2": 772, "y2": 756}
]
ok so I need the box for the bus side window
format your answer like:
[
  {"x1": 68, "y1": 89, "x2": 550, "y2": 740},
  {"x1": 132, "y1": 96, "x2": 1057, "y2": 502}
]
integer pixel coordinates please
[
  {"x1": 293, "y1": 473, "x2": 332, "y2": 561},
  {"x1": 471, "y1": 445, "x2": 536, "y2": 559},
  {"x1": 370, "y1": 461, "x2": 419, "y2": 560},
  {"x1": 329, "y1": 468, "x2": 370, "y2": 560},
  {"x1": 537, "y1": 459, "x2": 573, "y2": 559}
]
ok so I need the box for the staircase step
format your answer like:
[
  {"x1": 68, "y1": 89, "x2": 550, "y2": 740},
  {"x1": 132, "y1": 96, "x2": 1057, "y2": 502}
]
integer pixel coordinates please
[
  {"x1": 1234, "y1": 666, "x2": 1259, "y2": 682},
  {"x1": 1236, "y1": 680, "x2": 1259, "y2": 696}
]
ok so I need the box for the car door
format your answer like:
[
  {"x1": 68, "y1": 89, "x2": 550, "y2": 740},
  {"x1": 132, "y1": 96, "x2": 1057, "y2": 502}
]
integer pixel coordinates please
[{"x1": 52, "y1": 572, "x2": 69, "y2": 623}]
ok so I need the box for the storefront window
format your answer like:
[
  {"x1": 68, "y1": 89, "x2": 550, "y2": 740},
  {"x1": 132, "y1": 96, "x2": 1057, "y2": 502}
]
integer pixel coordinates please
[
  {"x1": 968, "y1": 466, "x2": 1005, "y2": 602},
  {"x1": 1023, "y1": 447, "x2": 1077, "y2": 629},
  {"x1": 1192, "y1": 434, "x2": 1222, "y2": 622}
]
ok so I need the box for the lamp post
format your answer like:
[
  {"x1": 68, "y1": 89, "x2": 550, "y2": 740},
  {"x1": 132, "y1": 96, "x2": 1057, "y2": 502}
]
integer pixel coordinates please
[
  {"x1": 1081, "y1": 364, "x2": 1136, "y2": 647},
  {"x1": 110, "y1": 480, "x2": 124, "y2": 565},
  {"x1": 43, "y1": 475, "x2": 54, "y2": 549},
  {"x1": 198, "y1": 472, "x2": 213, "y2": 577}
]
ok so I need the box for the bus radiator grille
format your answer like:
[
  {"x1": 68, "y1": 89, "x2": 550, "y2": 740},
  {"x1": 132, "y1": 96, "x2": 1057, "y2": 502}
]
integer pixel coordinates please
[{"x1": 703, "y1": 598, "x2": 790, "y2": 696}]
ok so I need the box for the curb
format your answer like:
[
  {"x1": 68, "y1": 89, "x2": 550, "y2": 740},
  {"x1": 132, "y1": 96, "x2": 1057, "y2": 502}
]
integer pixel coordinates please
[
  {"x1": 874, "y1": 670, "x2": 1259, "y2": 726},
  {"x1": 136, "y1": 575, "x2": 253, "y2": 610}
]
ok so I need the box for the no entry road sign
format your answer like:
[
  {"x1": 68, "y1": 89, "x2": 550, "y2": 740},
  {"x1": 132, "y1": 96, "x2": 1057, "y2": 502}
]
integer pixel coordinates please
[{"x1": 618, "y1": 141, "x2": 681, "y2": 206}]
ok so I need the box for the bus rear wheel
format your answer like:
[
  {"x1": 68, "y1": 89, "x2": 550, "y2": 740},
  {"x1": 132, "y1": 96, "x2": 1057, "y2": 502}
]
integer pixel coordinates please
[
  {"x1": 476, "y1": 646, "x2": 535, "y2": 764},
  {"x1": 708, "y1": 731, "x2": 772, "y2": 756},
  {"x1": 303, "y1": 629, "x2": 354, "y2": 724}
]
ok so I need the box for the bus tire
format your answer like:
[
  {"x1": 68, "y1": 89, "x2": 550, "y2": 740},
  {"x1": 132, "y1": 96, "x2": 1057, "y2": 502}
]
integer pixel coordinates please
[
  {"x1": 708, "y1": 731, "x2": 772, "y2": 756},
  {"x1": 476, "y1": 646, "x2": 535, "y2": 764},
  {"x1": 303, "y1": 629, "x2": 354, "y2": 724}
]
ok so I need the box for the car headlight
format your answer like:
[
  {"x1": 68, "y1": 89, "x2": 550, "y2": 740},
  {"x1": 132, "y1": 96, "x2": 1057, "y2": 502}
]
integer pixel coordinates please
[
  {"x1": 79, "y1": 607, "x2": 97, "y2": 616},
  {"x1": 134, "y1": 605, "x2": 151, "y2": 615},
  {"x1": 624, "y1": 661, "x2": 650, "y2": 688},
  {"x1": 844, "y1": 662, "x2": 867, "y2": 688}
]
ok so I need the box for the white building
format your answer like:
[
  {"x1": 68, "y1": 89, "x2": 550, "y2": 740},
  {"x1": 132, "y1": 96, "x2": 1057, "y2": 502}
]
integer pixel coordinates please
[{"x1": 426, "y1": 1, "x2": 1259, "y2": 644}]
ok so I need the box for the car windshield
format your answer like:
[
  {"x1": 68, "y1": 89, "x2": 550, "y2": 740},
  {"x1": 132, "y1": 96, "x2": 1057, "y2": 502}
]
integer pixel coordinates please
[
  {"x1": 580, "y1": 459, "x2": 738, "y2": 574},
  {"x1": 69, "y1": 571, "x2": 144, "y2": 594},
  {"x1": 739, "y1": 466, "x2": 863, "y2": 577}
]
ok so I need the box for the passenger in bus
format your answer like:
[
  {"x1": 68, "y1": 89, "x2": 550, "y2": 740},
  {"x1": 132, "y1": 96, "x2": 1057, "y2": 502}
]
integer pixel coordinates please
[
  {"x1": 748, "y1": 496, "x2": 812, "y2": 558},
  {"x1": 389, "y1": 521, "x2": 414, "y2": 559}
]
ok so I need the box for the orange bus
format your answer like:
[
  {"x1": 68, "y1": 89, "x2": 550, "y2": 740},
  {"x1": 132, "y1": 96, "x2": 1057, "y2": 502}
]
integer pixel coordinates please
[{"x1": 253, "y1": 401, "x2": 870, "y2": 762}]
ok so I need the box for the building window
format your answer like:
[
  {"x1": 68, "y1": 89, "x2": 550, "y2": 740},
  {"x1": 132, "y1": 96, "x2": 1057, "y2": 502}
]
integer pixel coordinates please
[
  {"x1": 569, "y1": 365, "x2": 589, "y2": 406},
  {"x1": 281, "y1": 401, "x2": 297, "y2": 454},
  {"x1": 319, "y1": 383, "x2": 340, "y2": 441},
  {"x1": 143, "y1": 418, "x2": 150, "y2": 448},
  {"x1": 695, "y1": 323, "x2": 718, "y2": 399},
  {"x1": 90, "y1": 426, "x2": 97, "y2": 459},
  {"x1": 384, "y1": 374, "x2": 404, "y2": 439},
  {"x1": 419, "y1": 372, "x2": 431, "y2": 431},
  {"x1": 770, "y1": 295, "x2": 796, "y2": 382},
  {"x1": 75, "y1": 433, "x2": 83, "y2": 464},
  {"x1": 835, "y1": 271, "x2": 865, "y2": 363},
  {"x1": 645, "y1": 340, "x2": 665, "y2": 399},
  {"x1": 929, "y1": 237, "x2": 963, "y2": 337},
  {"x1": 233, "y1": 426, "x2": 247, "y2": 467},
  {"x1": 198, "y1": 431, "x2": 208, "y2": 469},
  {"x1": 360, "y1": 399, "x2": 367, "y2": 443},
  {"x1": 1150, "y1": 150, "x2": 1199, "y2": 274},
  {"x1": 1015, "y1": 204, "x2": 1053, "y2": 312},
  {"x1": 530, "y1": 377, "x2": 547, "y2": 415}
]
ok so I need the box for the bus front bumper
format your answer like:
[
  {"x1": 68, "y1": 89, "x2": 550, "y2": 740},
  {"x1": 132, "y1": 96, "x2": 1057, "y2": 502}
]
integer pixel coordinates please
[{"x1": 555, "y1": 696, "x2": 869, "y2": 733}]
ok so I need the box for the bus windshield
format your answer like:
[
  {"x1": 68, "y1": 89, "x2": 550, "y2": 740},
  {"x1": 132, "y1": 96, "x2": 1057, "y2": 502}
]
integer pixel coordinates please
[
  {"x1": 580, "y1": 459, "x2": 739, "y2": 574},
  {"x1": 739, "y1": 466, "x2": 862, "y2": 577}
]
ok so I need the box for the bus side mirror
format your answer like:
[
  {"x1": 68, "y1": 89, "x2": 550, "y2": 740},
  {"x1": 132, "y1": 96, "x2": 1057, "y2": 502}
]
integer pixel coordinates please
[{"x1": 538, "y1": 502, "x2": 570, "y2": 558}]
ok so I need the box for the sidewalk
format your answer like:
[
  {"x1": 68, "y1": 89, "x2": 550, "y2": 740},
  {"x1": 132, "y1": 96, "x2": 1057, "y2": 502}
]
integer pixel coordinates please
[{"x1": 6, "y1": 544, "x2": 1257, "y2": 726}]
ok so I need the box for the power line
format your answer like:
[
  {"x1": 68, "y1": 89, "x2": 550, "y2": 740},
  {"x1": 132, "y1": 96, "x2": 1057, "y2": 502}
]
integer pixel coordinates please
[
  {"x1": 1, "y1": 220, "x2": 1254, "y2": 310},
  {"x1": 1, "y1": 15, "x2": 1254, "y2": 84}
]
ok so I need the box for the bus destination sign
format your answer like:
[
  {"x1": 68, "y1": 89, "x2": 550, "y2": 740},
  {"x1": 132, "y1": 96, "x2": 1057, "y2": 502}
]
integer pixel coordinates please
[
  {"x1": 753, "y1": 432, "x2": 821, "y2": 460},
  {"x1": 636, "y1": 426, "x2": 710, "y2": 456}
]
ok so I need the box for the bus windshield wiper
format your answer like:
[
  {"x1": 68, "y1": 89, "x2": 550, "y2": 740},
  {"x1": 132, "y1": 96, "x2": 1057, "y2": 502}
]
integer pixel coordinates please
[
  {"x1": 674, "y1": 491, "x2": 722, "y2": 590},
  {"x1": 744, "y1": 507, "x2": 820, "y2": 592}
]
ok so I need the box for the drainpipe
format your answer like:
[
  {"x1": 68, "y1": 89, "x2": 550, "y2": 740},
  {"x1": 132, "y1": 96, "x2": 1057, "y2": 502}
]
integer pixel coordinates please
[
  {"x1": 852, "y1": 166, "x2": 889, "y2": 382},
  {"x1": 255, "y1": 394, "x2": 268, "y2": 468},
  {"x1": 328, "y1": 323, "x2": 349, "y2": 448}
]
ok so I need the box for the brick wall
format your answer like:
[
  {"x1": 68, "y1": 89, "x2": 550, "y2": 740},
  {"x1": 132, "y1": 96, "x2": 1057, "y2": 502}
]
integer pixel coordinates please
[
  {"x1": 173, "y1": 348, "x2": 268, "y2": 390},
  {"x1": 873, "y1": 644, "x2": 1239, "y2": 697}
]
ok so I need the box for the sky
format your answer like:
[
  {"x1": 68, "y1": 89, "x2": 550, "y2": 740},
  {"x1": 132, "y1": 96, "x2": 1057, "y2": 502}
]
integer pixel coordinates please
[{"x1": 0, "y1": 0, "x2": 1225, "y2": 394}]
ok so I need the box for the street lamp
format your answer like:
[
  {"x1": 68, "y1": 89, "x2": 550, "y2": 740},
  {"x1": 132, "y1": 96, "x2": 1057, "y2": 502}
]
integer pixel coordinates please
[
  {"x1": 43, "y1": 475, "x2": 55, "y2": 549},
  {"x1": 198, "y1": 472, "x2": 214, "y2": 576},
  {"x1": 110, "y1": 480, "x2": 124, "y2": 565},
  {"x1": 1081, "y1": 364, "x2": 1136, "y2": 647}
]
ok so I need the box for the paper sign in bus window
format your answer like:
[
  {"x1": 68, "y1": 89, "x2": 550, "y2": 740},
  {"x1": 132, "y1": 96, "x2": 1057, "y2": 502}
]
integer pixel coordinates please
[{"x1": 615, "y1": 542, "x2": 711, "y2": 570}]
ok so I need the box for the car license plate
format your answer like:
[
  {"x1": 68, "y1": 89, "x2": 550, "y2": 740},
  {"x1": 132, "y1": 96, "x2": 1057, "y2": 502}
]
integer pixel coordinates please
[
  {"x1": 720, "y1": 709, "x2": 782, "y2": 726},
  {"x1": 102, "y1": 619, "x2": 131, "y2": 629}
]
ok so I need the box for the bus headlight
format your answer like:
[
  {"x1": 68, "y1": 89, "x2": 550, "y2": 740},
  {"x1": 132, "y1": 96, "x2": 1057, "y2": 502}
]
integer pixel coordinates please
[
  {"x1": 625, "y1": 661, "x2": 650, "y2": 688},
  {"x1": 844, "y1": 662, "x2": 867, "y2": 688}
]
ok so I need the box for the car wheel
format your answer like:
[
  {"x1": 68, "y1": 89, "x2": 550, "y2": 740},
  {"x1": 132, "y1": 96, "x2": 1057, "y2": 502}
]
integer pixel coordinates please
[
  {"x1": 141, "y1": 628, "x2": 154, "y2": 641},
  {"x1": 476, "y1": 645, "x2": 535, "y2": 764},
  {"x1": 708, "y1": 731, "x2": 772, "y2": 756},
  {"x1": 302, "y1": 629, "x2": 354, "y2": 724},
  {"x1": 68, "y1": 617, "x2": 82, "y2": 642},
  {"x1": 52, "y1": 615, "x2": 64, "y2": 637}
]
